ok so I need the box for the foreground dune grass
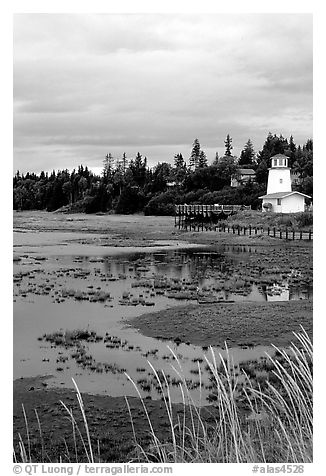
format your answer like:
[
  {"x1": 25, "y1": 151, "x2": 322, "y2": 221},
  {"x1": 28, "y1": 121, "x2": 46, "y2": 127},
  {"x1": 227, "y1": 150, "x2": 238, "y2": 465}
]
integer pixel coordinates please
[{"x1": 14, "y1": 328, "x2": 312, "y2": 464}]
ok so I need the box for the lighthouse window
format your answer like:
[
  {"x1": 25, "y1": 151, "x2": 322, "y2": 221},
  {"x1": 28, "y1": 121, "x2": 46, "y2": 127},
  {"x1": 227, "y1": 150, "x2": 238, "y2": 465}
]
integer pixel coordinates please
[
  {"x1": 274, "y1": 159, "x2": 277, "y2": 166},
  {"x1": 279, "y1": 158, "x2": 283, "y2": 165},
  {"x1": 277, "y1": 199, "x2": 281, "y2": 205},
  {"x1": 280, "y1": 179, "x2": 283, "y2": 183}
]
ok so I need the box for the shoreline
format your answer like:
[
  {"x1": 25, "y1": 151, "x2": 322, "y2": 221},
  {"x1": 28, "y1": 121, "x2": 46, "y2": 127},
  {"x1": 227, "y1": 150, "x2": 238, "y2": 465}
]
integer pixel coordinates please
[{"x1": 13, "y1": 210, "x2": 313, "y2": 249}]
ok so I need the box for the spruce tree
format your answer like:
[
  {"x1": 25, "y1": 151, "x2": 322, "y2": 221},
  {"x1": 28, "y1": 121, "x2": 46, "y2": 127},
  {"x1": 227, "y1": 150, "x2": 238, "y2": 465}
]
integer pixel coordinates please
[
  {"x1": 174, "y1": 153, "x2": 187, "y2": 183},
  {"x1": 174, "y1": 153, "x2": 185, "y2": 169},
  {"x1": 239, "y1": 139, "x2": 255, "y2": 166},
  {"x1": 224, "y1": 134, "x2": 233, "y2": 157},
  {"x1": 285, "y1": 135, "x2": 296, "y2": 168},
  {"x1": 122, "y1": 152, "x2": 128, "y2": 175},
  {"x1": 189, "y1": 139, "x2": 201, "y2": 169},
  {"x1": 103, "y1": 153, "x2": 114, "y2": 179},
  {"x1": 198, "y1": 150, "x2": 208, "y2": 168}
]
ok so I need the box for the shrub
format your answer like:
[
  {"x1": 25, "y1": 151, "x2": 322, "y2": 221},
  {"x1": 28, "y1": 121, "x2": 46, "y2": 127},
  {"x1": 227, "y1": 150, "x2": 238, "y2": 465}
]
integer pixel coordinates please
[
  {"x1": 144, "y1": 191, "x2": 178, "y2": 216},
  {"x1": 296, "y1": 211, "x2": 313, "y2": 228},
  {"x1": 276, "y1": 215, "x2": 295, "y2": 228},
  {"x1": 115, "y1": 186, "x2": 147, "y2": 214}
]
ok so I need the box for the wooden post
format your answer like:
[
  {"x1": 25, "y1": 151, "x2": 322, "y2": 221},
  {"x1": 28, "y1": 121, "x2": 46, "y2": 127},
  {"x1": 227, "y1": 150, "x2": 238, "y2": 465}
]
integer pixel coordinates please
[
  {"x1": 309, "y1": 230, "x2": 312, "y2": 241},
  {"x1": 273, "y1": 227, "x2": 276, "y2": 237},
  {"x1": 293, "y1": 230, "x2": 295, "y2": 240},
  {"x1": 267, "y1": 227, "x2": 270, "y2": 236},
  {"x1": 249, "y1": 225, "x2": 251, "y2": 235},
  {"x1": 300, "y1": 230, "x2": 303, "y2": 240},
  {"x1": 286, "y1": 228, "x2": 288, "y2": 240},
  {"x1": 255, "y1": 227, "x2": 257, "y2": 235},
  {"x1": 232, "y1": 226, "x2": 235, "y2": 234},
  {"x1": 280, "y1": 230, "x2": 282, "y2": 239}
]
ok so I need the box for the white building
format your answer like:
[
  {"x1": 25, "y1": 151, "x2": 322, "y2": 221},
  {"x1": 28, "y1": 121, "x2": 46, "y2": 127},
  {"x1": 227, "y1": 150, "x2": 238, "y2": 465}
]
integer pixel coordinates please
[{"x1": 259, "y1": 154, "x2": 311, "y2": 213}]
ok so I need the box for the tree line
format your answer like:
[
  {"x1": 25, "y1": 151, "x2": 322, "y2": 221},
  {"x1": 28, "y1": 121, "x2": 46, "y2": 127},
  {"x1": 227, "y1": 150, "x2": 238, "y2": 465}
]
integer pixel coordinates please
[{"x1": 13, "y1": 133, "x2": 313, "y2": 215}]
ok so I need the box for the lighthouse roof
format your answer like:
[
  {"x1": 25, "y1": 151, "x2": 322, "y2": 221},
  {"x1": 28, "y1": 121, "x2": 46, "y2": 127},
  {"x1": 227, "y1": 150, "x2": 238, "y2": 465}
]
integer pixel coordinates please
[{"x1": 271, "y1": 154, "x2": 289, "y2": 160}]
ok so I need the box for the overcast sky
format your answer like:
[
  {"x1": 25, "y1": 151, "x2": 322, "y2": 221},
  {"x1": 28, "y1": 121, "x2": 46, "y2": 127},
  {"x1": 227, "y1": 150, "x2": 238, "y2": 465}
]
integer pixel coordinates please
[{"x1": 13, "y1": 13, "x2": 312, "y2": 174}]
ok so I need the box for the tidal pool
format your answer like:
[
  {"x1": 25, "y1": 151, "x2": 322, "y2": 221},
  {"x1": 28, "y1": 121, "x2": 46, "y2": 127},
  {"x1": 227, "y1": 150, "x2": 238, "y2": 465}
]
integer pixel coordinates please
[{"x1": 13, "y1": 240, "x2": 312, "y2": 404}]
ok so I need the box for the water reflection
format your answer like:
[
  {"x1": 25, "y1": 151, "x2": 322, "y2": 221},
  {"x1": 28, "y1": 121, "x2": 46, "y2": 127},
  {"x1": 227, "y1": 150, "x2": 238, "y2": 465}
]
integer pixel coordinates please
[{"x1": 13, "y1": 245, "x2": 312, "y2": 403}]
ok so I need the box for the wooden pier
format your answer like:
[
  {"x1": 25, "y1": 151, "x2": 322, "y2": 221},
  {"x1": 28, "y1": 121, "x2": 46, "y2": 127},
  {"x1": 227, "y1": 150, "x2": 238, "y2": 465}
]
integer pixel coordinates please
[
  {"x1": 175, "y1": 204, "x2": 251, "y2": 217},
  {"x1": 174, "y1": 204, "x2": 251, "y2": 229},
  {"x1": 174, "y1": 204, "x2": 312, "y2": 240}
]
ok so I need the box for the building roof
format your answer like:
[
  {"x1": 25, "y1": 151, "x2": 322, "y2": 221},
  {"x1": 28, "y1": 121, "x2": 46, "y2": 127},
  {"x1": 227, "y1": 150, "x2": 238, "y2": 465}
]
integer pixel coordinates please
[
  {"x1": 259, "y1": 191, "x2": 311, "y2": 199},
  {"x1": 238, "y1": 169, "x2": 256, "y2": 175}
]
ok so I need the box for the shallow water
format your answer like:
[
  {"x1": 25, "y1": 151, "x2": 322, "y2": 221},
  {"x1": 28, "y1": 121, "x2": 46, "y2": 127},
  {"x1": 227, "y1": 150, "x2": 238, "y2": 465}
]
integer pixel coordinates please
[{"x1": 14, "y1": 234, "x2": 312, "y2": 405}]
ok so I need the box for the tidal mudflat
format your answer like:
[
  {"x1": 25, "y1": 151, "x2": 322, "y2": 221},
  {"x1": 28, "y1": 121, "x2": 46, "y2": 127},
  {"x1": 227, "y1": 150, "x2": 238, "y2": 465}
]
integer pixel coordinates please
[{"x1": 13, "y1": 211, "x2": 313, "y2": 461}]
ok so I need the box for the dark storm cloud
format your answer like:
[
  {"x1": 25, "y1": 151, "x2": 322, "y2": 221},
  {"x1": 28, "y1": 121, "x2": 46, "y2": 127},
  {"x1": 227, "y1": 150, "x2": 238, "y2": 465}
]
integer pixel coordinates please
[{"x1": 13, "y1": 14, "x2": 312, "y2": 173}]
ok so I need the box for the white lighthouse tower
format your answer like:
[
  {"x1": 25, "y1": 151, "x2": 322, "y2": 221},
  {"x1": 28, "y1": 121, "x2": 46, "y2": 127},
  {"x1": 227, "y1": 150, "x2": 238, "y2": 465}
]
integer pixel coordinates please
[
  {"x1": 259, "y1": 154, "x2": 311, "y2": 213},
  {"x1": 267, "y1": 154, "x2": 292, "y2": 194}
]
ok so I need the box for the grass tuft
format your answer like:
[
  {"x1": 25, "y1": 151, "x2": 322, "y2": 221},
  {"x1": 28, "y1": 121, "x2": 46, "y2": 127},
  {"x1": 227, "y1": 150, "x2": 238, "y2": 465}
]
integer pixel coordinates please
[{"x1": 14, "y1": 328, "x2": 312, "y2": 463}]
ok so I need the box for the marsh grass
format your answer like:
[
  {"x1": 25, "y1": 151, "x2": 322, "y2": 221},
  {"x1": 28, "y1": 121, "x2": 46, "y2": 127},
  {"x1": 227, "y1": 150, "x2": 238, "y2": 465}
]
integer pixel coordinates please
[
  {"x1": 220, "y1": 210, "x2": 313, "y2": 232},
  {"x1": 14, "y1": 328, "x2": 312, "y2": 463}
]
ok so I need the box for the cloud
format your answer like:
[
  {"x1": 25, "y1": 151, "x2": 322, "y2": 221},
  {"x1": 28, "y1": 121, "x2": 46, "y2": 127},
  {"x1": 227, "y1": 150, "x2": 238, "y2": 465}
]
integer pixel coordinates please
[{"x1": 13, "y1": 13, "x2": 312, "y2": 173}]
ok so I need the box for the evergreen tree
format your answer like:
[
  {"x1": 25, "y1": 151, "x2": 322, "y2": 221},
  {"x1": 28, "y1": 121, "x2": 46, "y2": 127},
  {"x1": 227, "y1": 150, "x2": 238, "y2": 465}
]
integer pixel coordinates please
[
  {"x1": 285, "y1": 135, "x2": 297, "y2": 168},
  {"x1": 224, "y1": 134, "x2": 233, "y2": 157},
  {"x1": 293, "y1": 139, "x2": 313, "y2": 178},
  {"x1": 239, "y1": 139, "x2": 255, "y2": 166},
  {"x1": 305, "y1": 138, "x2": 313, "y2": 151},
  {"x1": 150, "y1": 163, "x2": 172, "y2": 193},
  {"x1": 112, "y1": 160, "x2": 125, "y2": 196},
  {"x1": 174, "y1": 153, "x2": 185, "y2": 169},
  {"x1": 129, "y1": 152, "x2": 147, "y2": 187},
  {"x1": 103, "y1": 153, "x2": 114, "y2": 179},
  {"x1": 189, "y1": 139, "x2": 201, "y2": 170},
  {"x1": 173, "y1": 153, "x2": 187, "y2": 183},
  {"x1": 122, "y1": 152, "x2": 128, "y2": 175},
  {"x1": 198, "y1": 150, "x2": 208, "y2": 168},
  {"x1": 257, "y1": 133, "x2": 288, "y2": 164}
]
